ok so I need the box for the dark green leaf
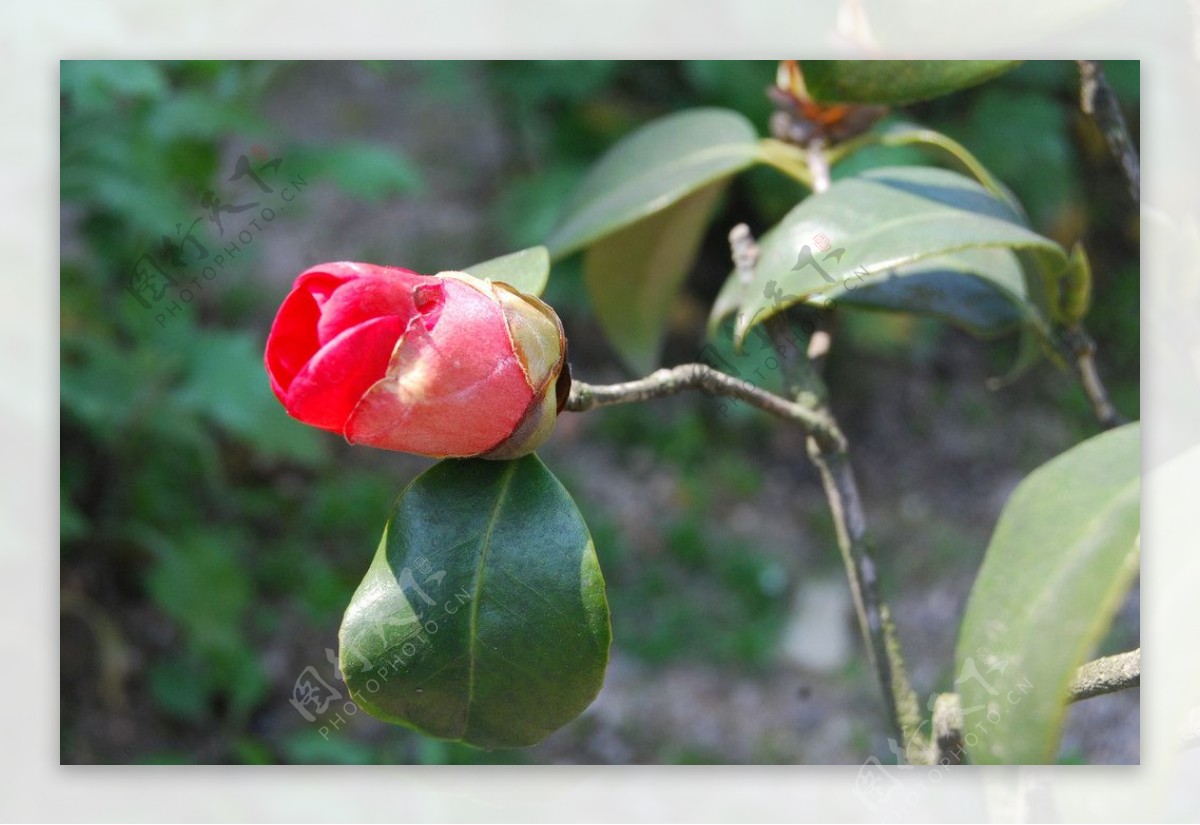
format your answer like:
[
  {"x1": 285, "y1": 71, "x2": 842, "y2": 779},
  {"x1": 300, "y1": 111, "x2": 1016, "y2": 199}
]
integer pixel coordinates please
[
  {"x1": 339, "y1": 456, "x2": 611, "y2": 749},
  {"x1": 956, "y1": 423, "x2": 1140, "y2": 764},
  {"x1": 824, "y1": 247, "x2": 1030, "y2": 338},
  {"x1": 463, "y1": 246, "x2": 550, "y2": 297},
  {"x1": 546, "y1": 108, "x2": 761, "y2": 259},
  {"x1": 585, "y1": 181, "x2": 727, "y2": 374},
  {"x1": 799, "y1": 60, "x2": 1020, "y2": 105},
  {"x1": 710, "y1": 166, "x2": 1067, "y2": 350}
]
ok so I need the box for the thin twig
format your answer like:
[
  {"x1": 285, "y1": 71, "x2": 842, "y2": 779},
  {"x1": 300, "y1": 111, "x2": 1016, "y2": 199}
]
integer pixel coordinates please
[
  {"x1": 567, "y1": 360, "x2": 921, "y2": 747},
  {"x1": 765, "y1": 159, "x2": 922, "y2": 748},
  {"x1": 1078, "y1": 60, "x2": 1139, "y2": 205},
  {"x1": 804, "y1": 438, "x2": 923, "y2": 751},
  {"x1": 926, "y1": 648, "x2": 1140, "y2": 764},
  {"x1": 731, "y1": 220, "x2": 917, "y2": 745},
  {"x1": 1067, "y1": 647, "x2": 1140, "y2": 702},
  {"x1": 796, "y1": 343, "x2": 924, "y2": 754},
  {"x1": 1058, "y1": 63, "x2": 1134, "y2": 475},
  {"x1": 566, "y1": 364, "x2": 844, "y2": 450},
  {"x1": 1067, "y1": 63, "x2": 1134, "y2": 430},
  {"x1": 568, "y1": 224, "x2": 922, "y2": 752},
  {"x1": 1063, "y1": 324, "x2": 1127, "y2": 430}
]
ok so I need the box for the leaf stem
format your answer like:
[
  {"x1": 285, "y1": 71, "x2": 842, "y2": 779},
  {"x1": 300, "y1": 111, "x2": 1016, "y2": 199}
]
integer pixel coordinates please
[
  {"x1": 823, "y1": 124, "x2": 1014, "y2": 206},
  {"x1": 758, "y1": 138, "x2": 815, "y2": 188}
]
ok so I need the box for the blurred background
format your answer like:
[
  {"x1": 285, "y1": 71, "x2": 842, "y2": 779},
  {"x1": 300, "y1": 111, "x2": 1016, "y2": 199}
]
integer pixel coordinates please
[{"x1": 60, "y1": 60, "x2": 1139, "y2": 764}]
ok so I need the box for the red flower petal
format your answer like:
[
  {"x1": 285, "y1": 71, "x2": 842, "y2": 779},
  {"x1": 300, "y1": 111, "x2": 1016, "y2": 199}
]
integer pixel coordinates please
[
  {"x1": 314, "y1": 265, "x2": 432, "y2": 346},
  {"x1": 344, "y1": 280, "x2": 532, "y2": 456},
  {"x1": 264, "y1": 271, "x2": 343, "y2": 402},
  {"x1": 284, "y1": 314, "x2": 406, "y2": 431},
  {"x1": 265, "y1": 262, "x2": 432, "y2": 402}
]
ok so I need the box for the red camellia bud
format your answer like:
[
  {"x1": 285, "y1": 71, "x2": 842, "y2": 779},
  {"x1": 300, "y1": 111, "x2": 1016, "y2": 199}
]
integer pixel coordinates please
[{"x1": 265, "y1": 262, "x2": 570, "y2": 459}]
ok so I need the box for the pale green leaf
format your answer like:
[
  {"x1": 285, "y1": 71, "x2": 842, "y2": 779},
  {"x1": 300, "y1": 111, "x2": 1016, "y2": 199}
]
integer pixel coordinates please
[
  {"x1": 463, "y1": 246, "x2": 550, "y2": 297},
  {"x1": 546, "y1": 108, "x2": 761, "y2": 259},
  {"x1": 585, "y1": 181, "x2": 727, "y2": 374},
  {"x1": 710, "y1": 166, "x2": 1066, "y2": 351},
  {"x1": 956, "y1": 423, "x2": 1140, "y2": 764}
]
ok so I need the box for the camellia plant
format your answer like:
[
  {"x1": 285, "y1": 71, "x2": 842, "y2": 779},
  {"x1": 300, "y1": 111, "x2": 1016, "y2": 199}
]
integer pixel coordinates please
[{"x1": 264, "y1": 61, "x2": 1139, "y2": 762}]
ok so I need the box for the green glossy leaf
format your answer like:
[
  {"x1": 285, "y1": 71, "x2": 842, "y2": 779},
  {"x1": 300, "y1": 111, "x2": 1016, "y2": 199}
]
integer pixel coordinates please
[
  {"x1": 956, "y1": 423, "x2": 1140, "y2": 764},
  {"x1": 339, "y1": 455, "x2": 611, "y2": 749},
  {"x1": 546, "y1": 108, "x2": 761, "y2": 259},
  {"x1": 710, "y1": 166, "x2": 1067, "y2": 350},
  {"x1": 799, "y1": 60, "x2": 1020, "y2": 105},
  {"x1": 822, "y1": 247, "x2": 1030, "y2": 338},
  {"x1": 827, "y1": 122, "x2": 1020, "y2": 212},
  {"x1": 463, "y1": 246, "x2": 550, "y2": 297},
  {"x1": 585, "y1": 180, "x2": 726, "y2": 374}
]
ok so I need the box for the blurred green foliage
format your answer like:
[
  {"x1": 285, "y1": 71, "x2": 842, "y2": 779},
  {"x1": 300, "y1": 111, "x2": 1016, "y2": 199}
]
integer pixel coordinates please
[
  {"x1": 60, "y1": 60, "x2": 1139, "y2": 764},
  {"x1": 61, "y1": 60, "x2": 422, "y2": 763}
]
